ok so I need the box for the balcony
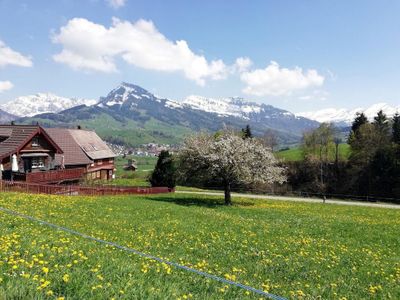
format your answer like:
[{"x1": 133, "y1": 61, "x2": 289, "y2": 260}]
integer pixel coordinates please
[{"x1": 24, "y1": 168, "x2": 86, "y2": 183}]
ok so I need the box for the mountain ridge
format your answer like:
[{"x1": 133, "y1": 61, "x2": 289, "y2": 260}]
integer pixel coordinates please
[
  {"x1": 0, "y1": 92, "x2": 97, "y2": 117},
  {"x1": 13, "y1": 82, "x2": 319, "y2": 146},
  {"x1": 297, "y1": 102, "x2": 400, "y2": 125}
]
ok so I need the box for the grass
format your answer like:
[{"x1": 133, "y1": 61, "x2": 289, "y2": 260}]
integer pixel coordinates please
[
  {"x1": 276, "y1": 144, "x2": 351, "y2": 162},
  {"x1": 96, "y1": 155, "x2": 158, "y2": 187},
  {"x1": 0, "y1": 192, "x2": 399, "y2": 299}
]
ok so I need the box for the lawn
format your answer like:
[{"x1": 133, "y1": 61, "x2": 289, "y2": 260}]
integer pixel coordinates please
[
  {"x1": 101, "y1": 155, "x2": 158, "y2": 187},
  {"x1": 0, "y1": 192, "x2": 399, "y2": 299},
  {"x1": 276, "y1": 144, "x2": 351, "y2": 162}
]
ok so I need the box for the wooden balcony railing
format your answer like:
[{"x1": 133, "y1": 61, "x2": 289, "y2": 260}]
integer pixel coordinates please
[{"x1": 25, "y1": 168, "x2": 86, "y2": 183}]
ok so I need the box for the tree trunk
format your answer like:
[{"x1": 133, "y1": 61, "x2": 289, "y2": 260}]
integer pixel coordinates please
[{"x1": 224, "y1": 181, "x2": 232, "y2": 205}]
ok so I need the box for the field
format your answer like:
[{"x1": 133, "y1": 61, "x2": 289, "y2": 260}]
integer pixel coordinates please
[
  {"x1": 0, "y1": 192, "x2": 399, "y2": 299},
  {"x1": 276, "y1": 144, "x2": 351, "y2": 162}
]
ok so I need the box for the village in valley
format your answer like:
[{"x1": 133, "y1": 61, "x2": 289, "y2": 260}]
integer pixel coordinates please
[{"x1": 0, "y1": 1, "x2": 399, "y2": 299}]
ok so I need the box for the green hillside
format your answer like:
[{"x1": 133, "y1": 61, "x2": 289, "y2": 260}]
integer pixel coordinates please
[
  {"x1": 26, "y1": 113, "x2": 194, "y2": 146},
  {"x1": 276, "y1": 143, "x2": 351, "y2": 161}
]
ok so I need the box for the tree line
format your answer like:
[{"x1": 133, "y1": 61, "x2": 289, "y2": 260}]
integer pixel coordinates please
[{"x1": 289, "y1": 110, "x2": 400, "y2": 200}]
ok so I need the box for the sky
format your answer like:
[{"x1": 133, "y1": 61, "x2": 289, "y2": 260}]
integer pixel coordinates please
[{"x1": 0, "y1": 0, "x2": 399, "y2": 113}]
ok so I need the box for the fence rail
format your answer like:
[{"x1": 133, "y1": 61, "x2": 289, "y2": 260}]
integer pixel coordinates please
[
  {"x1": 26, "y1": 168, "x2": 86, "y2": 183},
  {"x1": 0, "y1": 180, "x2": 173, "y2": 196}
]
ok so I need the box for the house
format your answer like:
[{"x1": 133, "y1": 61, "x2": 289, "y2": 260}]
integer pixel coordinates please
[
  {"x1": 45, "y1": 128, "x2": 116, "y2": 181},
  {"x1": 0, "y1": 124, "x2": 116, "y2": 183},
  {"x1": 0, "y1": 125, "x2": 64, "y2": 181}
]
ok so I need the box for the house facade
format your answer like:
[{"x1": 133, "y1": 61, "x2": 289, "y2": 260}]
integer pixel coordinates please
[
  {"x1": 0, "y1": 125, "x2": 116, "y2": 183},
  {"x1": 0, "y1": 125, "x2": 62, "y2": 180},
  {"x1": 46, "y1": 128, "x2": 116, "y2": 181}
]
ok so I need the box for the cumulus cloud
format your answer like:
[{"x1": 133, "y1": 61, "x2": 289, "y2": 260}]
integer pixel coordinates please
[
  {"x1": 107, "y1": 0, "x2": 126, "y2": 9},
  {"x1": 0, "y1": 81, "x2": 13, "y2": 93},
  {"x1": 233, "y1": 57, "x2": 252, "y2": 73},
  {"x1": 240, "y1": 61, "x2": 324, "y2": 96},
  {"x1": 52, "y1": 18, "x2": 228, "y2": 85},
  {"x1": 0, "y1": 40, "x2": 32, "y2": 68}
]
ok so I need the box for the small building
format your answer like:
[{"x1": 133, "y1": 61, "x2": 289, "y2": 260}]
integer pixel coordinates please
[{"x1": 0, "y1": 125, "x2": 116, "y2": 183}]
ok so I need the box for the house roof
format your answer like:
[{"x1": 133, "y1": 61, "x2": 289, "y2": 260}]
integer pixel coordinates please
[
  {"x1": 0, "y1": 125, "x2": 62, "y2": 161},
  {"x1": 68, "y1": 129, "x2": 116, "y2": 160},
  {"x1": 45, "y1": 128, "x2": 93, "y2": 166}
]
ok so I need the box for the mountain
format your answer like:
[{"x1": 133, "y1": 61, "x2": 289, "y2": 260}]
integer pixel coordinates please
[
  {"x1": 297, "y1": 102, "x2": 400, "y2": 125},
  {"x1": 0, "y1": 93, "x2": 97, "y2": 117},
  {"x1": 18, "y1": 82, "x2": 319, "y2": 147},
  {"x1": 0, "y1": 108, "x2": 16, "y2": 124}
]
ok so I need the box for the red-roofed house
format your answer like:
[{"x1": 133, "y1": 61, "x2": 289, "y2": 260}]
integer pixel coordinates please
[
  {"x1": 46, "y1": 128, "x2": 116, "y2": 181},
  {"x1": 0, "y1": 125, "x2": 116, "y2": 183}
]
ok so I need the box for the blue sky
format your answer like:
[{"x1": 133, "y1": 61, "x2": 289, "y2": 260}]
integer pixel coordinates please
[{"x1": 0, "y1": 0, "x2": 399, "y2": 112}]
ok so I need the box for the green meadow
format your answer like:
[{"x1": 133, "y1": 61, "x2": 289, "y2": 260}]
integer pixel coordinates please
[
  {"x1": 276, "y1": 144, "x2": 351, "y2": 162},
  {"x1": 0, "y1": 192, "x2": 399, "y2": 299}
]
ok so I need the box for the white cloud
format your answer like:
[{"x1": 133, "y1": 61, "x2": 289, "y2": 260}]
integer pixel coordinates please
[
  {"x1": 240, "y1": 61, "x2": 324, "y2": 96},
  {"x1": 107, "y1": 0, "x2": 126, "y2": 9},
  {"x1": 234, "y1": 57, "x2": 252, "y2": 73},
  {"x1": 0, "y1": 40, "x2": 32, "y2": 68},
  {"x1": 0, "y1": 81, "x2": 13, "y2": 93},
  {"x1": 52, "y1": 18, "x2": 228, "y2": 85}
]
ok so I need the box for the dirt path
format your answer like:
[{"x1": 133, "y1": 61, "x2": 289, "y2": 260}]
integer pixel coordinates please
[{"x1": 176, "y1": 191, "x2": 400, "y2": 209}]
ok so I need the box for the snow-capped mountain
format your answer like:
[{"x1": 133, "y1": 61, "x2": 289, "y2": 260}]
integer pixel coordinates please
[
  {"x1": 97, "y1": 83, "x2": 316, "y2": 129},
  {"x1": 0, "y1": 108, "x2": 16, "y2": 123},
  {"x1": 19, "y1": 82, "x2": 318, "y2": 146},
  {"x1": 297, "y1": 102, "x2": 400, "y2": 125},
  {"x1": 182, "y1": 95, "x2": 262, "y2": 119},
  {"x1": 0, "y1": 93, "x2": 97, "y2": 117}
]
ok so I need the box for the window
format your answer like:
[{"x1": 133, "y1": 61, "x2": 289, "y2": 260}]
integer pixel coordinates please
[
  {"x1": 32, "y1": 137, "x2": 39, "y2": 147},
  {"x1": 31, "y1": 157, "x2": 45, "y2": 169}
]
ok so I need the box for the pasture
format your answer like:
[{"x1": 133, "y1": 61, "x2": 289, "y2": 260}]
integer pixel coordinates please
[
  {"x1": 0, "y1": 192, "x2": 399, "y2": 299},
  {"x1": 276, "y1": 144, "x2": 351, "y2": 162}
]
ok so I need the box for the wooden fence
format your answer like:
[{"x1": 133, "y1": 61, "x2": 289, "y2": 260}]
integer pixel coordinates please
[{"x1": 0, "y1": 180, "x2": 174, "y2": 196}]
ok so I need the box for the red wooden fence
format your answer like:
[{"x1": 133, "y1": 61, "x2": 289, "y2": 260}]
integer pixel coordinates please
[{"x1": 0, "y1": 180, "x2": 174, "y2": 196}]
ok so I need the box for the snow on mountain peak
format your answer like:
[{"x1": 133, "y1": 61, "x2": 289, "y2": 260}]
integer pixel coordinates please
[
  {"x1": 0, "y1": 93, "x2": 97, "y2": 117},
  {"x1": 182, "y1": 95, "x2": 262, "y2": 118},
  {"x1": 296, "y1": 102, "x2": 400, "y2": 124},
  {"x1": 101, "y1": 82, "x2": 157, "y2": 106}
]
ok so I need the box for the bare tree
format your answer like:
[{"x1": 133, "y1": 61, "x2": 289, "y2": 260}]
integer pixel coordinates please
[
  {"x1": 262, "y1": 129, "x2": 278, "y2": 151},
  {"x1": 178, "y1": 131, "x2": 286, "y2": 205}
]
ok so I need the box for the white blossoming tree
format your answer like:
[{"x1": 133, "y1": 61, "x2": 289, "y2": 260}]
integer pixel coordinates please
[{"x1": 178, "y1": 131, "x2": 286, "y2": 205}]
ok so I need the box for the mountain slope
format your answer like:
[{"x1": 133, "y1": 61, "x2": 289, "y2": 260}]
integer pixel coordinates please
[
  {"x1": 0, "y1": 93, "x2": 97, "y2": 117},
  {"x1": 0, "y1": 108, "x2": 16, "y2": 124},
  {"x1": 297, "y1": 102, "x2": 400, "y2": 125},
  {"x1": 18, "y1": 82, "x2": 319, "y2": 147}
]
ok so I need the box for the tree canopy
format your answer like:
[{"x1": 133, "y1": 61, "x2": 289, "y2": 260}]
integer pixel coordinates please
[
  {"x1": 149, "y1": 150, "x2": 176, "y2": 188},
  {"x1": 178, "y1": 131, "x2": 286, "y2": 204}
]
